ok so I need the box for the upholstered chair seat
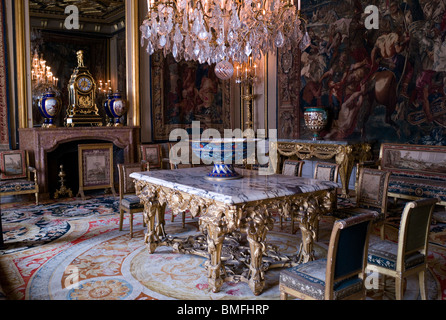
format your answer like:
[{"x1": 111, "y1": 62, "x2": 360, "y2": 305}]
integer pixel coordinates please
[
  {"x1": 280, "y1": 259, "x2": 364, "y2": 300},
  {"x1": 368, "y1": 240, "x2": 426, "y2": 271},
  {"x1": 0, "y1": 180, "x2": 37, "y2": 193},
  {"x1": 280, "y1": 213, "x2": 375, "y2": 300},
  {"x1": 366, "y1": 198, "x2": 438, "y2": 300},
  {"x1": 121, "y1": 195, "x2": 144, "y2": 210}
]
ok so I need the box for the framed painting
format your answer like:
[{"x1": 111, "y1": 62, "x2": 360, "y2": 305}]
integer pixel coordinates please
[
  {"x1": 151, "y1": 51, "x2": 233, "y2": 141},
  {"x1": 140, "y1": 144, "x2": 162, "y2": 169},
  {"x1": 0, "y1": 150, "x2": 27, "y2": 180},
  {"x1": 77, "y1": 143, "x2": 116, "y2": 199}
]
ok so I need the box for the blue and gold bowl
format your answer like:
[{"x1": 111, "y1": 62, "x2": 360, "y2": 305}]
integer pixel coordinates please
[{"x1": 191, "y1": 138, "x2": 255, "y2": 181}]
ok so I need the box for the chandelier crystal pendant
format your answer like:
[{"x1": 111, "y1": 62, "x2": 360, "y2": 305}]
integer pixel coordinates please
[{"x1": 140, "y1": 0, "x2": 308, "y2": 80}]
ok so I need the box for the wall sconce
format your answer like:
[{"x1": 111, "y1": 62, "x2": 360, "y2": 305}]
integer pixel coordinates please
[
  {"x1": 94, "y1": 25, "x2": 101, "y2": 32},
  {"x1": 235, "y1": 57, "x2": 258, "y2": 86},
  {"x1": 235, "y1": 56, "x2": 258, "y2": 131},
  {"x1": 40, "y1": 20, "x2": 48, "y2": 28}
]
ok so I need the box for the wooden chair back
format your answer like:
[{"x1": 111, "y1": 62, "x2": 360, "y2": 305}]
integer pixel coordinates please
[
  {"x1": 356, "y1": 168, "x2": 391, "y2": 212},
  {"x1": 397, "y1": 198, "x2": 438, "y2": 271},
  {"x1": 117, "y1": 163, "x2": 147, "y2": 198},
  {"x1": 282, "y1": 159, "x2": 305, "y2": 177},
  {"x1": 314, "y1": 162, "x2": 340, "y2": 182}
]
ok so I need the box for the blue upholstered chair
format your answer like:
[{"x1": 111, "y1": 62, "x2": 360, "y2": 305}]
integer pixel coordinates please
[
  {"x1": 118, "y1": 162, "x2": 147, "y2": 238},
  {"x1": 332, "y1": 167, "x2": 391, "y2": 239},
  {"x1": 280, "y1": 159, "x2": 305, "y2": 233},
  {"x1": 280, "y1": 213, "x2": 375, "y2": 300},
  {"x1": 366, "y1": 198, "x2": 438, "y2": 300}
]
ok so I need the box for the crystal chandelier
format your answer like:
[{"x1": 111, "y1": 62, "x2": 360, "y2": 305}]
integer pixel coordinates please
[
  {"x1": 140, "y1": 0, "x2": 308, "y2": 80},
  {"x1": 31, "y1": 50, "x2": 58, "y2": 88}
]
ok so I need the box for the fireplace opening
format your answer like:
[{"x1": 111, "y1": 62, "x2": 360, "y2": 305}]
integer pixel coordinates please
[{"x1": 47, "y1": 140, "x2": 124, "y2": 199}]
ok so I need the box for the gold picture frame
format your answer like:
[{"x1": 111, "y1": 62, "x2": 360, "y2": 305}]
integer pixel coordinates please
[
  {"x1": 150, "y1": 51, "x2": 233, "y2": 141},
  {"x1": 77, "y1": 143, "x2": 116, "y2": 200},
  {"x1": 0, "y1": 150, "x2": 27, "y2": 180}
]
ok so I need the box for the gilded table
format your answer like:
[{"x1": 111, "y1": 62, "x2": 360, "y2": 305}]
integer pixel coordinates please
[
  {"x1": 271, "y1": 139, "x2": 372, "y2": 198},
  {"x1": 131, "y1": 167, "x2": 339, "y2": 295}
]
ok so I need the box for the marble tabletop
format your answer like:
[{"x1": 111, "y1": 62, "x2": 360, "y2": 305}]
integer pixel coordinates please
[{"x1": 130, "y1": 166, "x2": 340, "y2": 205}]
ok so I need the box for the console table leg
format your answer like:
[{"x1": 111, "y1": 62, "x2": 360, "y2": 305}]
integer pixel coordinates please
[
  {"x1": 143, "y1": 202, "x2": 163, "y2": 254},
  {"x1": 336, "y1": 146, "x2": 354, "y2": 198},
  {"x1": 242, "y1": 205, "x2": 275, "y2": 296},
  {"x1": 247, "y1": 234, "x2": 266, "y2": 296},
  {"x1": 204, "y1": 222, "x2": 225, "y2": 293}
]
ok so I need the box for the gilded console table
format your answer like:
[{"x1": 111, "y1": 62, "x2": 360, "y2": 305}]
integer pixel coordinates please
[
  {"x1": 271, "y1": 139, "x2": 372, "y2": 198},
  {"x1": 131, "y1": 167, "x2": 338, "y2": 296}
]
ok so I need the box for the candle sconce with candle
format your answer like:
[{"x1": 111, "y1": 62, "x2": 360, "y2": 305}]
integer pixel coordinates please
[{"x1": 235, "y1": 56, "x2": 258, "y2": 131}]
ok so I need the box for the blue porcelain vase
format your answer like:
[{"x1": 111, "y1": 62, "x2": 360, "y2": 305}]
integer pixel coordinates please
[
  {"x1": 108, "y1": 91, "x2": 128, "y2": 126},
  {"x1": 103, "y1": 92, "x2": 114, "y2": 126},
  {"x1": 38, "y1": 89, "x2": 61, "y2": 128}
]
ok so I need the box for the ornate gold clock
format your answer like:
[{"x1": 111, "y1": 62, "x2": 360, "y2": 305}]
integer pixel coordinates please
[{"x1": 65, "y1": 50, "x2": 103, "y2": 127}]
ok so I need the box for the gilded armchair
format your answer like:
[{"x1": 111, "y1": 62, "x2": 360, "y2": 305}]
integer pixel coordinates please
[{"x1": 0, "y1": 150, "x2": 39, "y2": 205}]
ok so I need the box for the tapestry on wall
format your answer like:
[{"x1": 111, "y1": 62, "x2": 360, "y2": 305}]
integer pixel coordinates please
[
  {"x1": 285, "y1": 0, "x2": 446, "y2": 145},
  {"x1": 151, "y1": 51, "x2": 232, "y2": 141},
  {"x1": 0, "y1": 0, "x2": 10, "y2": 149}
]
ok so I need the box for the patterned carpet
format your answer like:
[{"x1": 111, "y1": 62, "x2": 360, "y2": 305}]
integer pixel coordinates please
[{"x1": 0, "y1": 195, "x2": 445, "y2": 300}]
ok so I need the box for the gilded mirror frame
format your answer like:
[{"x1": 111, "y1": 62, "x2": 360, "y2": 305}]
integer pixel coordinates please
[{"x1": 15, "y1": 0, "x2": 140, "y2": 129}]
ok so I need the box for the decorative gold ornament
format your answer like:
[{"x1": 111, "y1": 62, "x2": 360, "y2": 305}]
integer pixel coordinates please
[{"x1": 65, "y1": 50, "x2": 103, "y2": 127}]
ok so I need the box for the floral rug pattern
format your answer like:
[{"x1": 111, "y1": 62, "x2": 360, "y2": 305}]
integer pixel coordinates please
[{"x1": 1, "y1": 196, "x2": 445, "y2": 300}]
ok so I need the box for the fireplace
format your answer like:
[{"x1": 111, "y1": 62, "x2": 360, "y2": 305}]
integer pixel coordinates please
[
  {"x1": 19, "y1": 126, "x2": 140, "y2": 199},
  {"x1": 46, "y1": 139, "x2": 124, "y2": 198}
]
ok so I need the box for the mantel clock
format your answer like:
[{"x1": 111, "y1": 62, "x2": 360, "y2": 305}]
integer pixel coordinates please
[{"x1": 65, "y1": 50, "x2": 103, "y2": 127}]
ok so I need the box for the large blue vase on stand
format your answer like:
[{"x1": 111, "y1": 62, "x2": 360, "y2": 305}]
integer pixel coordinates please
[
  {"x1": 108, "y1": 91, "x2": 128, "y2": 127},
  {"x1": 38, "y1": 89, "x2": 61, "y2": 128}
]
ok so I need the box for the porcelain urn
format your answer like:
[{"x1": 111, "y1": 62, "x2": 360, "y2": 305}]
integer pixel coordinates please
[
  {"x1": 108, "y1": 91, "x2": 128, "y2": 126},
  {"x1": 304, "y1": 107, "x2": 328, "y2": 140},
  {"x1": 38, "y1": 89, "x2": 61, "y2": 128}
]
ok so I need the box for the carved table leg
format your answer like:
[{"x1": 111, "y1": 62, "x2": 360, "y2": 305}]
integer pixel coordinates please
[
  {"x1": 242, "y1": 205, "x2": 275, "y2": 296},
  {"x1": 143, "y1": 202, "x2": 159, "y2": 254},
  {"x1": 295, "y1": 207, "x2": 318, "y2": 264},
  {"x1": 295, "y1": 191, "x2": 335, "y2": 263},
  {"x1": 199, "y1": 208, "x2": 228, "y2": 294},
  {"x1": 336, "y1": 145, "x2": 354, "y2": 199},
  {"x1": 143, "y1": 200, "x2": 166, "y2": 254}
]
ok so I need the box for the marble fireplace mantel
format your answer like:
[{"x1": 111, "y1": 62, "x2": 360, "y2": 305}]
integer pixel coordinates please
[{"x1": 19, "y1": 126, "x2": 141, "y2": 198}]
